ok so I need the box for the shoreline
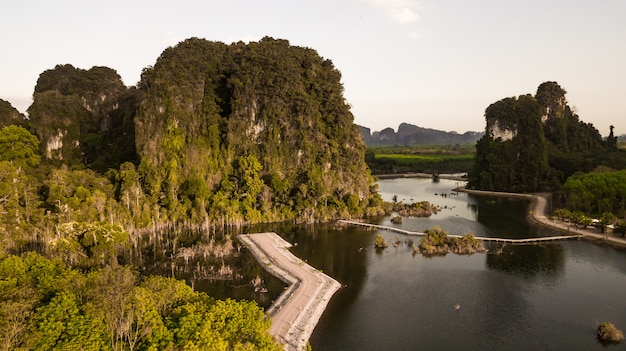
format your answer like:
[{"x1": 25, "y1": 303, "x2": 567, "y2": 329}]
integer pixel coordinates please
[
  {"x1": 455, "y1": 187, "x2": 626, "y2": 247},
  {"x1": 376, "y1": 172, "x2": 467, "y2": 181},
  {"x1": 238, "y1": 233, "x2": 341, "y2": 351}
]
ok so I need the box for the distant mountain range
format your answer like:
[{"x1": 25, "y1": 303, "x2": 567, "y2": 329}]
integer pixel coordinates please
[
  {"x1": 359, "y1": 123, "x2": 484, "y2": 146},
  {"x1": 619, "y1": 134, "x2": 626, "y2": 142}
]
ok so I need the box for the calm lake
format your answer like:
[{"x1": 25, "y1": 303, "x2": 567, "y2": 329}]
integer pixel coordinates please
[
  {"x1": 274, "y1": 178, "x2": 626, "y2": 350},
  {"x1": 157, "y1": 177, "x2": 626, "y2": 350}
]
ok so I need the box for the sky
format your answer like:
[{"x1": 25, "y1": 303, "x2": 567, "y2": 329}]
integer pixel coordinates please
[{"x1": 1, "y1": 0, "x2": 625, "y2": 135}]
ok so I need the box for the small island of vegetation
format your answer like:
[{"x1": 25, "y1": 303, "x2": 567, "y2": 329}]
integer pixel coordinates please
[
  {"x1": 597, "y1": 322, "x2": 624, "y2": 343},
  {"x1": 418, "y1": 226, "x2": 486, "y2": 256}
]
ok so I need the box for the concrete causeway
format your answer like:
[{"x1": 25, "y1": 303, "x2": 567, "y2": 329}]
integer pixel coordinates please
[{"x1": 238, "y1": 233, "x2": 341, "y2": 351}]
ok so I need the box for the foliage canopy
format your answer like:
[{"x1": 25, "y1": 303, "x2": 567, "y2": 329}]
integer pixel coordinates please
[{"x1": 469, "y1": 82, "x2": 626, "y2": 193}]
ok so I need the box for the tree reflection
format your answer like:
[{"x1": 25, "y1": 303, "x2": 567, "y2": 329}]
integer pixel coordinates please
[{"x1": 486, "y1": 244, "x2": 565, "y2": 278}]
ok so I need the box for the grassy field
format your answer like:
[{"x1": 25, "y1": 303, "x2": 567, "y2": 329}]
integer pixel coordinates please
[{"x1": 365, "y1": 145, "x2": 475, "y2": 175}]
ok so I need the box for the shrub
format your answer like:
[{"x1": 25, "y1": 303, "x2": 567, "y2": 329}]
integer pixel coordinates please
[
  {"x1": 598, "y1": 322, "x2": 624, "y2": 343},
  {"x1": 374, "y1": 234, "x2": 388, "y2": 249}
]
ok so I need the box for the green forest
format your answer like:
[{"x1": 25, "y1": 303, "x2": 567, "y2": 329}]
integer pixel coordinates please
[
  {"x1": 0, "y1": 37, "x2": 386, "y2": 251},
  {"x1": 0, "y1": 253, "x2": 281, "y2": 350},
  {"x1": 0, "y1": 37, "x2": 390, "y2": 350},
  {"x1": 468, "y1": 82, "x2": 626, "y2": 221}
]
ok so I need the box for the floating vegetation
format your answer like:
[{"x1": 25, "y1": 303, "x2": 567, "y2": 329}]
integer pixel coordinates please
[
  {"x1": 598, "y1": 322, "x2": 624, "y2": 343},
  {"x1": 374, "y1": 234, "x2": 388, "y2": 249},
  {"x1": 418, "y1": 226, "x2": 486, "y2": 256},
  {"x1": 391, "y1": 201, "x2": 439, "y2": 217},
  {"x1": 391, "y1": 216, "x2": 403, "y2": 224}
]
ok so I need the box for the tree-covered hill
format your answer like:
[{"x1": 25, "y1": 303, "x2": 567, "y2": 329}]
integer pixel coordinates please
[
  {"x1": 27, "y1": 64, "x2": 138, "y2": 169},
  {"x1": 134, "y1": 37, "x2": 379, "y2": 225},
  {"x1": 0, "y1": 98, "x2": 27, "y2": 128},
  {"x1": 469, "y1": 82, "x2": 626, "y2": 192},
  {"x1": 0, "y1": 37, "x2": 384, "y2": 250},
  {"x1": 0, "y1": 37, "x2": 386, "y2": 348}
]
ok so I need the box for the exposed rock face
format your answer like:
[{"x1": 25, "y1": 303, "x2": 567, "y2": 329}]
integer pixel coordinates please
[
  {"x1": 488, "y1": 123, "x2": 517, "y2": 141},
  {"x1": 484, "y1": 82, "x2": 568, "y2": 142},
  {"x1": 470, "y1": 82, "x2": 610, "y2": 192},
  {"x1": 134, "y1": 37, "x2": 376, "y2": 222},
  {"x1": 11, "y1": 38, "x2": 380, "y2": 225},
  {"x1": 27, "y1": 65, "x2": 138, "y2": 168},
  {"x1": 27, "y1": 65, "x2": 128, "y2": 164}
]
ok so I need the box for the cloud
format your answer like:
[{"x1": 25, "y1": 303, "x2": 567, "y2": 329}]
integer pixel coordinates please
[
  {"x1": 405, "y1": 30, "x2": 421, "y2": 40},
  {"x1": 360, "y1": 0, "x2": 420, "y2": 25},
  {"x1": 390, "y1": 6, "x2": 419, "y2": 24}
]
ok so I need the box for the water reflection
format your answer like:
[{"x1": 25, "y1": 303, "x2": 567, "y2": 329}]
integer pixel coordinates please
[
  {"x1": 307, "y1": 178, "x2": 626, "y2": 351},
  {"x1": 120, "y1": 224, "x2": 286, "y2": 309},
  {"x1": 245, "y1": 221, "x2": 375, "y2": 308},
  {"x1": 123, "y1": 178, "x2": 626, "y2": 350},
  {"x1": 486, "y1": 244, "x2": 565, "y2": 278}
]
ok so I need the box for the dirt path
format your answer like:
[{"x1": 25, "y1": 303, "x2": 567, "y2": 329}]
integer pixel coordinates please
[
  {"x1": 238, "y1": 233, "x2": 341, "y2": 351},
  {"x1": 456, "y1": 188, "x2": 626, "y2": 247},
  {"x1": 530, "y1": 193, "x2": 626, "y2": 246}
]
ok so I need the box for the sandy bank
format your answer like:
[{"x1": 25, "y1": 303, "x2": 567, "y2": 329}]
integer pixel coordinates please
[{"x1": 238, "y1": 233, "x2": 341, "y2": 351}]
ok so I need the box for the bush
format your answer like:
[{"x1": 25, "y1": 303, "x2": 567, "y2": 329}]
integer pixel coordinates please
[
  {"x1": 598, "y1": 322, "x2": 624, "y2": 343},
  {"x1": 374, "y1": 234, "x2": 388, "y2": 249}
]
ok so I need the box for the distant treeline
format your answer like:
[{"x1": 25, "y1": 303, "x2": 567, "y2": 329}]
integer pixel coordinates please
[{"x1": 365, "y1": 145, "x2": 474, "y2": 175}]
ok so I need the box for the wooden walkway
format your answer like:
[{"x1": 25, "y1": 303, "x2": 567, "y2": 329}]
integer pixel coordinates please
[{"x1": 338, "y1": 220, "x2": 580, "y2": 244}]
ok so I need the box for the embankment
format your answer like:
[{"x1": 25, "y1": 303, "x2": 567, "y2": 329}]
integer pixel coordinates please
[
  {"x1": 455, "y1": 188, "x2": 626, "y2": 247},
  {"x1": 238, "y1": 233, "x2": 341, "y2": 351}
]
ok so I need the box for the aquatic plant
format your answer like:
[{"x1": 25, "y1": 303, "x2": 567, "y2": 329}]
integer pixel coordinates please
[
  {"x1": 598, "y1": 322, "x2": 624, "y2": 343},
  {"x1": 374, "y1": 234, "x2": 388, "y2": 249}
]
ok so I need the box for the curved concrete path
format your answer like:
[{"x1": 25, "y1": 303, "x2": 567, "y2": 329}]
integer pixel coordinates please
[{"x1": 238, "y1": 233, "x2": 340, "y2": 351}]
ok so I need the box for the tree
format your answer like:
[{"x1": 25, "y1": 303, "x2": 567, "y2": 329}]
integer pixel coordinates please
[
  {"x1": 606, "y1": 125, "x2": 618, "y2": 151},
  {"x1": 30, "y1": 291, "x2": 105, "y2": 351},
  {"x1": 0, "y1": 253, "x2": 283, "y2": 351},
  {"x1": 600, "y1": 212, "x2": 618, "y2": 233},
  {"x1": 170, "y1": 298, "x2": 280, "y2": 351},
  {"x1": 0, "y1": 125, "x2": 40, "y2": 170},
  {"x1": 45, "y1": 222, "x2": 129, "y2": 268},
  {"x1": 553, "y1": 208, "x2": 571, "y2": 221}
]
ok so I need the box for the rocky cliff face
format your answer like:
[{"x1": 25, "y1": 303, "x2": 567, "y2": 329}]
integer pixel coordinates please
[
  {"x1": 27, "y1": 65, "x2": 130, "y2": 164},
  {"x1": 134, "y1": 37, "x2": 376, "y2": 222},
  {"x1": 485, "y1": 82, "x2": 569, "y2": 142},
  {"x1": 13, "y1": 38, "x2": 380, "y2": 225},
  {"x1": 471, "y1": 82, "x2": 611, "y2": 192}
]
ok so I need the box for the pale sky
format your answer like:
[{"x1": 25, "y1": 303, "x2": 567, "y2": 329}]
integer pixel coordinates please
[{"x1": 1, "y1": 0, "x2": 625, "y2": 135}]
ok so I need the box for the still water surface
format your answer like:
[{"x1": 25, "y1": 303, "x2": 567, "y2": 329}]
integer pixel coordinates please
[{"x1": 279, "y1": 178, "x2": 626, "y2": 350}]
